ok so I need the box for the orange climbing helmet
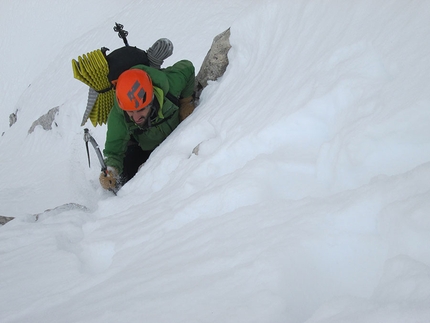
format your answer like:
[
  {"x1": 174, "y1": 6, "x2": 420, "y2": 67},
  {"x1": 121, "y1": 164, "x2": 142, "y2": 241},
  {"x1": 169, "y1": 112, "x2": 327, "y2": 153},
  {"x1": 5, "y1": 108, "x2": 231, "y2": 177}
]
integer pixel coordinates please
[{"x1": 115, "y1": 69, "x2": 153, "y2": 111}]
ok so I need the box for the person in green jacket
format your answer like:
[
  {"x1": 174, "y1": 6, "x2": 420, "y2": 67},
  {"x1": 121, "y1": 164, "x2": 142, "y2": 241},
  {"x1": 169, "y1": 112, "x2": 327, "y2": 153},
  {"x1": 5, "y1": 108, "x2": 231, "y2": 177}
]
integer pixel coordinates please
[{"x1": 99, "y1": 59, "x2": 195, "y2": 191}]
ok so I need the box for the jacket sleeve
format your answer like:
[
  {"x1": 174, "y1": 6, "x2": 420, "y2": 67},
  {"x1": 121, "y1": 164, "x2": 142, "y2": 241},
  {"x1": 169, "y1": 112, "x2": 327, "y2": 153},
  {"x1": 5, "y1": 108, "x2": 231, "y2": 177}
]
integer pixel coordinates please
[
  {"x1": 103, "y1": 102, "x2": 131, "y2": 173},
  {"x1": 164, "y1": 60, "x2": 195, "y2": 98}
]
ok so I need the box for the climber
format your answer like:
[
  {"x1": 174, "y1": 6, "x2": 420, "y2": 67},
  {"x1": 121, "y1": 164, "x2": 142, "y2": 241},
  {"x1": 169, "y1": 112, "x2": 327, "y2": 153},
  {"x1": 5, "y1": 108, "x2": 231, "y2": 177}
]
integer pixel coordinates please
[{"x1": 99, "y1": 59, "x2": 196, "y2": 191}]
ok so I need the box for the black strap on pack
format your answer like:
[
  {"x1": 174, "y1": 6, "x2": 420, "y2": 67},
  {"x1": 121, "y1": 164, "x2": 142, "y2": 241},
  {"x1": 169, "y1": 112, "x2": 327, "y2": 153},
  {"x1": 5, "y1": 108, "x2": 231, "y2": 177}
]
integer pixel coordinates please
[{"x1": 166, "y1": 92, "x2": 180, "y2": 107}]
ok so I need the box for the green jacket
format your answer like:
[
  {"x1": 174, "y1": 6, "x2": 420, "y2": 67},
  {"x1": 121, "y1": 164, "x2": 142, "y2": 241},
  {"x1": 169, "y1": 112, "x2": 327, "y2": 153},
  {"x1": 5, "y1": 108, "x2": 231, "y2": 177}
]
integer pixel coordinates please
[{"x1": 103, "y1": 60, "x2": 195, "y2": 173}]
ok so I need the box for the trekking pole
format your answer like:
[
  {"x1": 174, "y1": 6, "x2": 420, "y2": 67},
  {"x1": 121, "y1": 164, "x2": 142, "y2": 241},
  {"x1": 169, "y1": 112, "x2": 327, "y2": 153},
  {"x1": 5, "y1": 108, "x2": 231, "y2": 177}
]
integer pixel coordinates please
[
  {"x1": 83, "y1": 128, "x2": 117, "y2": 195},
  {"x1": 113, "y1": 22, "x2": 129, "y2": 46}
]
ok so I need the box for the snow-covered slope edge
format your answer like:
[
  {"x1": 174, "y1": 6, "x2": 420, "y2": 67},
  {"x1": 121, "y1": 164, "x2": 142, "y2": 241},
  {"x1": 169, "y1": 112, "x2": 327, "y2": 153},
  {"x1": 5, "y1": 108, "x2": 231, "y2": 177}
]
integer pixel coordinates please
[{"x1": 1, "y1": 1, "x2": 430, "y2": 323}]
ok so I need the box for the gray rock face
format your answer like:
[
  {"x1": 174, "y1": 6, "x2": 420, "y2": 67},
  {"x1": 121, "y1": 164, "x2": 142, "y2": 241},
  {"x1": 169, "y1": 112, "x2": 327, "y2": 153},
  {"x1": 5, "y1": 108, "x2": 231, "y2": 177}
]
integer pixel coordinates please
[
  {"x1": 9, "y1": 111, "x2": 17, "y2": 127},
  {"x1": 0, "y1": 216, "x2": 14, "y2": 225},
  {"x1": 28, "y1": 106, "x2": 59, "y2": 134},
  {"x1": 195, "y1": 28, "x2": 231, "y2": 99}
]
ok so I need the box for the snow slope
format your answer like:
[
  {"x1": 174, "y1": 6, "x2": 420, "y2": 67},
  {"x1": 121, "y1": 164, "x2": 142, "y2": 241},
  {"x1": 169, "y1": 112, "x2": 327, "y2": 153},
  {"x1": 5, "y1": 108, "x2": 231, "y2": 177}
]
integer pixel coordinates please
[{"x1": 1, "y1": 0, "x2": 430, "y2": 322}]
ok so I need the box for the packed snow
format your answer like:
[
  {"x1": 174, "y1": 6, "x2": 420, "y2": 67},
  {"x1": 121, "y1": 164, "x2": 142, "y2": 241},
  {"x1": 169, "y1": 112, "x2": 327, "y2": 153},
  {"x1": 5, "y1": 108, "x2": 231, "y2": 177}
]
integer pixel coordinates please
[{"x1": 1, "y1": 0, "x2": 430, "y2": 322}]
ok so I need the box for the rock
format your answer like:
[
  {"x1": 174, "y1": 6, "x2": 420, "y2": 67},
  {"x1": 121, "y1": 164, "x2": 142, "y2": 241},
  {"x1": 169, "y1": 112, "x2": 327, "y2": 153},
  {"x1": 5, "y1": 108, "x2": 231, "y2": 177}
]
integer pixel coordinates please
[
  {"x1": 9, "y1": 111, "x2": 17, "y2": 127},
  {"x1": 0, "y1": 216, "x2": 14, "y2": 225},
  {"x1": 28, "y1": 106, "x2": 59, "y2": 134},
  {"x1": 195, "y1": 28, "x2": 231, "y2": 100}
]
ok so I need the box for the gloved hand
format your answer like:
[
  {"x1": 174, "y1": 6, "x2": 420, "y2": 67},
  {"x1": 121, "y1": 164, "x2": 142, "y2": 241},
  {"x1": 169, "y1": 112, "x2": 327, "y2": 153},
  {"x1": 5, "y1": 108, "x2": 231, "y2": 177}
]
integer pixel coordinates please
[
  {"x1": 179, "y1": 96, "x2": 195, "y2": 122},
  {"x1": 99, "y1": 167, "x2": 119, "y2": 190}
]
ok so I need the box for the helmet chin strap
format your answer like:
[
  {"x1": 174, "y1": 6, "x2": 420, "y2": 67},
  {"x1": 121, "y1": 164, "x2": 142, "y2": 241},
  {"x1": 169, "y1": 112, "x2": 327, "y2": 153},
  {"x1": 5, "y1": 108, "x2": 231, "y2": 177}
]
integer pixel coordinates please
[
  {"x1": 144, "y1": 106, "x2": 155, "y2": 129},
  {"x1": 136, "y1": 98, "x2": 159, "y2": 130}
]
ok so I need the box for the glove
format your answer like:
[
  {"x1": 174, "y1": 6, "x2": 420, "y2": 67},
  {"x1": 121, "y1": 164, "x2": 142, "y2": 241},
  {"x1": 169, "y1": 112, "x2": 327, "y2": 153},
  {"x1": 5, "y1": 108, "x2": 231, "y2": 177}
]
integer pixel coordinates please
[
  {"x1": 99, "y1": 167, "x2": 119, "y2": 190},
  {"x1": 179, "y1": 96, "x2": 195, "y2": 122}
]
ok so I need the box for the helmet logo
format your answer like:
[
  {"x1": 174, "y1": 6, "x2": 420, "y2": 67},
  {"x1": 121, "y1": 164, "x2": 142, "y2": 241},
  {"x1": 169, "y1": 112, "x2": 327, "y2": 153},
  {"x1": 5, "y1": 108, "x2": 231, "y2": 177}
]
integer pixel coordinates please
[
  {"x1": 127, "y1": 80, "x2": 146, "y2": 109},
  {"x1": 116, "y1": 69, "x2": 153, "y2": 111}
]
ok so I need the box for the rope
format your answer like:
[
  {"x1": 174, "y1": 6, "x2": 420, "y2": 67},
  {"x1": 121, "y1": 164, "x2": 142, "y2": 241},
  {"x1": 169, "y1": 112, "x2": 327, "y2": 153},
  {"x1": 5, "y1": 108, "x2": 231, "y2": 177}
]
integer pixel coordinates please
[{"x1": 147, "y1": 38, "x2": 174, "y2": 69}]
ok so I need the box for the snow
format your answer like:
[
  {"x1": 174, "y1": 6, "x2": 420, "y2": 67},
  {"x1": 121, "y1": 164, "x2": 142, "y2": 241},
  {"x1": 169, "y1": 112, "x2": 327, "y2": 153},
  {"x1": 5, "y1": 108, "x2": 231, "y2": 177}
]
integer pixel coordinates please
[{"x1": 1, "y1": 0, "x2": 430, "y2": 322}]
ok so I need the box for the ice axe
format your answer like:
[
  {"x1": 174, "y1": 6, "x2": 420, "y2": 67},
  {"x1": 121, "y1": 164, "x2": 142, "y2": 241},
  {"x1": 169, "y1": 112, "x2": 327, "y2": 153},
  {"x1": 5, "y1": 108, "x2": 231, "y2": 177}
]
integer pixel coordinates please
[{"x1": 83, "y1": 128, "x2": 117, "y2": 195}]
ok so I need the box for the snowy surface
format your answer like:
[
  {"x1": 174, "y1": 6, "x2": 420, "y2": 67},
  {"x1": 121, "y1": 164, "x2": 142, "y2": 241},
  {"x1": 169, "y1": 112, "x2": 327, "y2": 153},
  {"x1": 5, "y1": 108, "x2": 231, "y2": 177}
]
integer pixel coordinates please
[{"x1": 1, "y1": 0, "x2": 430, "y2": 322}]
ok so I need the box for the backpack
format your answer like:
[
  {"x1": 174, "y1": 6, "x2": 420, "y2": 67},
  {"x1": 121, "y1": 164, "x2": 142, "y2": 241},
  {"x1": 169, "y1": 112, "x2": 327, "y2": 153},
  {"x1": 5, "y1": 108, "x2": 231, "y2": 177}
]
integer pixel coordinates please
[
  {"x1": 72, "y1": 23, "x2": 172, "y2": 127},
  {"x1": 105, "y1": 46, "x2": 149, "y2": 84}
]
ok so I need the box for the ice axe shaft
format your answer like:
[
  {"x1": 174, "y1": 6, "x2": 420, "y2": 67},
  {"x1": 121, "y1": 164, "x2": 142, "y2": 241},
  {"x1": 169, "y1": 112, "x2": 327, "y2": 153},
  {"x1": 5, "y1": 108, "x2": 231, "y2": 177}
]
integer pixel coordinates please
[
  {"x1": 84, "y1": 128, "x2": 107, "y2": 171},
  {"x1": 83, "y1": 129, "x2": 117, "y2": 195}
]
